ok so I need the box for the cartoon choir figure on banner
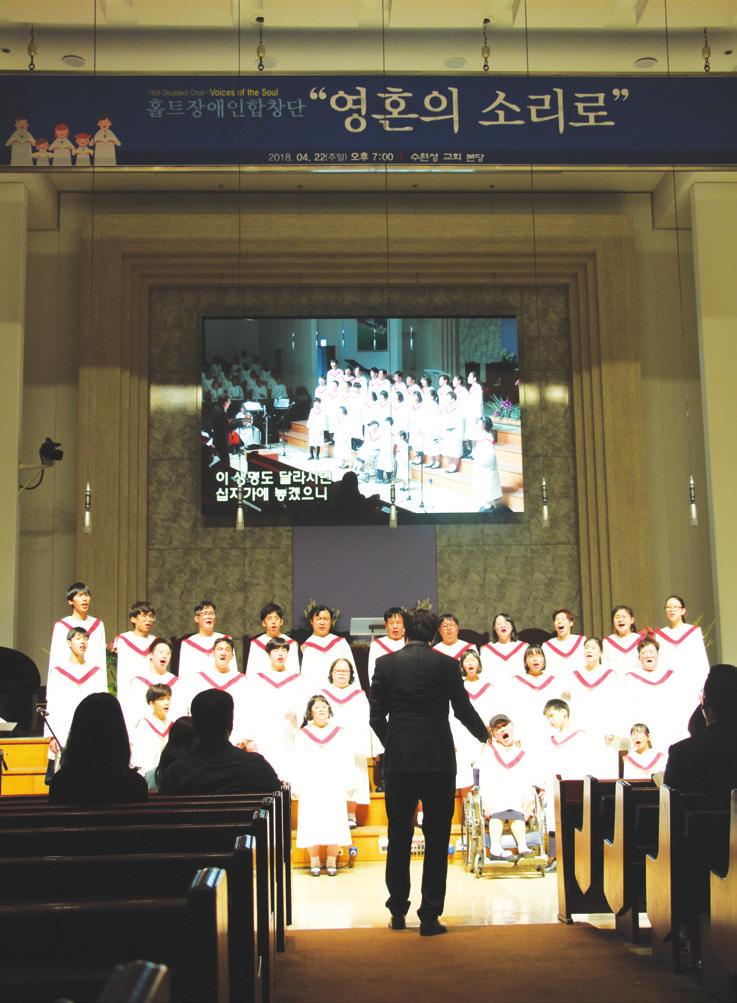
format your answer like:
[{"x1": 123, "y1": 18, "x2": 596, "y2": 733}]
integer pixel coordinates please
[
  {"x1": 603, "y1": 604, "x2": 645, "y2": 674},
  {"x1": 177, "y1": 599, "x2": 236, "y2": 683},
  {"x1": 480, "y1": 613, "x2": 527, "y2": 680},
  {"x1": 112, "y1": 601, "x2": 157, "y2": 707},
  {"x1": 622, "y1": 723, "x2": 667, "y2": 780},
  {"x1": 246, "y1": 603, "x2": 300, "y2": 676},
  {"x1": 293, "y1": 694, "x2": 354, "y2": 877},
  {"x1": 300, "y1": 605, "x2": 356, "y2": 693},
  {"x1": 433, "y1": 613, "x2": 474, "y2": 661},
  {"x1": 542, "y1": 608, "x2": 586, "y2": 676},
  {"x1": 242, "y1": 637, "x2": 302, "y2": 780},
  {"x1": 319, "y1": 658, "x2": 371, "y2": 828},
  {"x1": 655, "y1": 594, "x2": 710, "y2": 691}
]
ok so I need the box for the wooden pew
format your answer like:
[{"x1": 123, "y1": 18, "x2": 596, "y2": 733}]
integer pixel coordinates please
[
  {"x1": 0, "y1": 815, "x2": 276, "y2": 1002},
  {"x1": 0, "y1": 866, "x2": 227, "y2": 1003},
  {"x1": 573, "y1": 776, "x2": 618, "y2": 897},
  {"x1": 602, "y1": 779, "x2": 660, "y2": 943},
  {"x1": 0, "y1": 833, "x2": 262, "y2": 1003},
  {"x1": 97, "y1": 961, "x2": 170, "y2": 1003},
  {"x1": 645, "y1": 784, "x2": 730, "y2": 971},
  {"x1": 554, "y1": 777, "x2": 610, "y2": 922},
  {"x1": 701, "y1": 789, "x2": 737, "y2": 1002}
]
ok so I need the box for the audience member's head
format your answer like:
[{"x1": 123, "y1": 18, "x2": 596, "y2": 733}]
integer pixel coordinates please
[
  {"x1": 702, "y1": 664, "x2": 737, "y2": 723},
  {"x1": 155, "y1": 716, "x2": 196, "y2": 786},
  {"x1": 60, "y1": 693, "x2": 131, "y2": 775},
  {"x1": 190, "y1": 689, "x2": 234, "y2": 744},
  {"x1": 404, "y1": 606, "x2": 438, "y2": 644}
]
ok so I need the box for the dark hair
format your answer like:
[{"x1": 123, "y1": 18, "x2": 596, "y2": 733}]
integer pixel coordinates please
[
  {"x1": 438, "y1": 613, "x2": 459, "y2": 627},
  {"x1": 665, "y1": 594, "x2": 688, "y2": 623},
  {"x1": 552, "y1": 608, "x2": 574, "y2": 623},
  {"x1": 524, "y1": 645, "x2": 546, "y2": 673},
  {"x1": 301, "y1": 694, "x2": 333, "y2": 728},
  {"x1": 191, "y1": 689, "x2": 234, "y2": 744},
  {"x1": 146, "y1": 683, "x2": 172, "y2": 704},
  {"x1": 329, "y1": 658, "x2": 355, "y2": 684},
  {"x1": 66, "y1": 627, "x2": 89, "y2": 642},
  {"x1": 460, "y1": 649, "x2": 482, "y2": 677},
  {"x1": 611, "y1": 605, "x2": 637, "y2": 632},
  {"x1": 266, "y1": 637, "x2": 290, "y2": 653},
  {"x1": 543, "y1": 698, "x2": 570, "y2": 716},
  {"x1": 637, "y1": 636, "x2": 659, "y2": 654},
  {"x1": 129, "y1": 600, "x2": 155, "y2": 621},
  {"x1": 60, "y1": 694, "x2": 131, "y2": 776},
  {"x1": 213, "y1": 636, "x2": 234, "y2": 652},
  {"x1": 155, "y1": 717, "x2": 196, "y2": 787},
  {"x1": 491, "y1": 612, "x2": 518, "y2": 643},
  {"x1": 404, "y1": 606, "x2": 439, "y2": 644},
  {"x1": 481, "y1": 416, "x2": 494, "y2": 435},
  {"x1": 703, "y1": 664, "x2": 737, "y2": 717},
  {"x1": 630, "y1": 722, "x2": 651, "y2": 741},
  {"x1": 66, "y1": 582, "x2": 91, "y2": 603},
  {"x1": 383, "y1": 607, "x2": 405, "y2": 623},
  {"x1": 585, "y1": 636, "x2": 604, "y2": 654},
  {"x1": 194, "y1": 599, "x2": 217, "y2": 615},
  {"x1": 150, "y1": 637, "x2": 173, "y2": 655},
  {"x1": 309, "y1": 605, "x2": 334, "y2": 623}
]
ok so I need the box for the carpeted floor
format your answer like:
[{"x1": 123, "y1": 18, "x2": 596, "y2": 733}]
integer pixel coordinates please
[{"x1": 274, "y1": 924, "x2": 710, "y2": 1003}]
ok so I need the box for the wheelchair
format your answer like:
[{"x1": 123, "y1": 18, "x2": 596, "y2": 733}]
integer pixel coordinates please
[{"x1": 463, "y1": 789, "x2": 548, "y2": 878}]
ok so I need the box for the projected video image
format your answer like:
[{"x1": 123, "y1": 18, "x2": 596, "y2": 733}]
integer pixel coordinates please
[{"x1": 201, "y1": 316, "x2": 523, "y2": 526}]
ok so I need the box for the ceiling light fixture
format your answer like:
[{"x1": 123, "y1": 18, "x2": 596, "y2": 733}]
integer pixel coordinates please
[
  {"x1": 702, "y1": 27, "x2": 711, "y2": 72},
  {"x1": 255, "y1": 16, "x2": 266, "y2": 73},
  {"x1": 481, "y1": 18, "x2": 491, "y2": 73},
  {"x1": 444, "y1": 56, "x2": 467, "y2": 69},
  {"x1": 62, "y1": 54, "x2": 85, "y2": 68},
  {"x1": 634, "y1": 56, "x2": 657, "y2": 69},
  {"x1": 27, "y1": 24, "x2": 36, "y2": 72}
]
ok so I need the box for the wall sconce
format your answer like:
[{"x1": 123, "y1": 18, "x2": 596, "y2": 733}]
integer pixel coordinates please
[
  {"x1": 83, "y1": 482, "x2": 92, "y2": 534},
  {"x1": 256, "y1": 16, "x2": 266, "y2": 73},
  {"x1": 540, "y1": 476, "x2": 549, "y2": 529},
  {"x1": 481, "y1": 18, "x2": 491, "y2": 73},
  {"x1": 389, "y1": 483, "x2": 398, "y2": 528},
  {"x1": 236, "y1": 484, "x2": 245, "y2": 531},
  {"x1": 702, "y1": 27, "x2": 711, "y2": 72}
]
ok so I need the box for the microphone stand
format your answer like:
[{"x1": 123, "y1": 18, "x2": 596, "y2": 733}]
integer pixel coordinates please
[{"x1": 37, "y1": 706, "x2": 63, "y2": 773}]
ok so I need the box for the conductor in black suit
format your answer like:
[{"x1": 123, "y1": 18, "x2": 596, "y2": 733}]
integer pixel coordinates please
[{"x1": 369, "y1": 605, "x2": 490, "y2": 936}]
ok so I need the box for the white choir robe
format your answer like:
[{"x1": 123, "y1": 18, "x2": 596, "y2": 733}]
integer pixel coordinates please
[
  {"x1": 307, "y1": 407, "x2": 325, "y2": 447},
  {"x1": 564, "y1": 663, "x2": 622, "y2": 744},
  {"x1": 241, "y1": 666, "x2": 303, "y2": 781},
  {"x1": 45, "y1": 658, "x2": 108, "y2": 751},
  {"x1": 319, "y1": 682, "x2": 371, "y2": 804},
  {"x1": 432, "y1": 639, "x2": 475, "y2": 662},
  {"x1": 186, "y1": 668, "x2": 250, "y2": 744},
  {"x1": 654, "y1": 624, "x2": 710, "y2": 692},
  {"x1": 293, "y1": 723, "x2": 353, "y2": 848},
  {"x1": 112, "y1": 632, "x2": 156, "y2": 705},
  {"x1": 620, "y1": 666, "x2": 695, "y2": 751},
  {"x1": 452, "y1": 678, "x2": 497, "y2": 788},
  {"x1": 177, "y1": 633, "x2": 237, "y2": 684},
  {"x1": 499, "y1": 671, "x2": 569, "y2": 749},
  {"x1": 542, "y1": 634, "x2": 587, "y2": 677},
  {"x1": 602, "y1": 632, "x2": 646, "y2": 676},
  {"x1": 48, "y1": 615, "x2": 107, "y2": 685},
  {"x1": 622, "y1": 747, "x2": 667, "y2": 781},
  {"x1": 130, "y1": 713, "x2": 175, "y2": 775},
  {"x1": 478, "y1": 741, "x2": 542, "y2": 816},
  {"x1": 246, "y1": 634, "x2": 300, "y2": 676},
  {"x1": 300, "y1": 634, "x2": 355, "y2": 694},
  {"x1": 367, "y1": 635, "x2": 405, "y2": 757},
  {"x1": 480, "y1": 640, "x2": 527, "y2": 684},
  {"x1": 123, "y1": 670, "x2": 184, "y2": 734},
  {"x1": 541, "y1": 727, "x2": 606, "y2": 831}
]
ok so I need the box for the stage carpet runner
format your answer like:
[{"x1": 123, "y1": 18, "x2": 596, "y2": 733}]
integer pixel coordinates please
[{"x1": 274, "y1": 924, "x2": 710, "y2": 1003}]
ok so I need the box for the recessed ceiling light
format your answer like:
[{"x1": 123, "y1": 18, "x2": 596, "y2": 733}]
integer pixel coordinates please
[
  {"x1": 444, "y1": 56, "x2": 467, "y2": 69},
  {"x1": 62, "y1": 54, "x2": 85, "y2": 67},
  {"x1": 634, "y1": 56, "x2": 658, "y2": 69}
]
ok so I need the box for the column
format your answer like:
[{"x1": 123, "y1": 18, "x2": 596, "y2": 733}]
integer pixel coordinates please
[
  {"x1": 690, "y1": 182, "x2": 737, "y2": 662},
  {"x1": 0, "y1": 182, "x2": 28, "y2": 647}
]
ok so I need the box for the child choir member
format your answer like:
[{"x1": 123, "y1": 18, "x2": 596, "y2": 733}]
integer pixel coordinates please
[
  {"x1": 123, "y1": 637, "x2": 184, "y2": 732},
  {"x1": 178, "y1": 599, "x2": 237, "y2": 683},
  {"x1": 242, "y1": 637, "x2": 302, "y2": 780},
  {"x1": 246, "y1": 602, "x2": 300, "y2": 676},
  {"x1": 603, "y1": 604, "x2": 645, "y2": 674},
  {"x1": 320, "y1": 657, "x2": 371, "y2": 828},
  {"x1": 501, "y1": 645, "x2": 567, "y2": 747},
  {"x1": 112, "y1": 600, "x2": 157, "y2": 705},
  {"x1": 564, "y1": 636, "x2": 621, "y2": 757},
  {"x1": 478, "y1": 713, "x2": 540, "y2": 859},
  {"x1": 433, "y1": 613, "x2": 474, "y2": 661},
  {"x1": 480, "y1": 612, "x2": 527, "y2": 679},
  {"x1": 129, "y1": 683, "x2": 175, "y2": 775},
  {"x1": 300, "y1": 605, "x2": 355, "y2": 693},
  {"x1": 542, "y1": 609, "x2": 586, "y2": 676},
  {"x1": 621, "y1": 636, "x2": 695, "y2": 750},
  {"x1": 45, "y1": 626, "x2": 108, "y2": 772},
  {"x1": 654, "y1": 594, "x2": 710, "y2": 690},
  {"x1": 622, "y1": 723, "x2": 667, "y2": 780},
  {"x1": 48, "y1": 582, "x2": 107, "y2": 682},
  {"x1": 452, "y1": 649, "x2": 495, "y2": 796},
  {"x1": 293, "y1": 694, "x2": 353, "y2": 876},
  {"x1": 542, "y1": 698, "x2": 606, "y2": 785}
]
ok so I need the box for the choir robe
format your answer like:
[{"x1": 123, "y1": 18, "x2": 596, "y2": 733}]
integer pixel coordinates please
[
  {"x1": 564, "y1": 662, "x2": 622, "y2": 743},
  {"x1": 241, "y1": 665, "x2": 303, "y2": 781},
  {"x1": 124, "y1": 670, "x2": 184, "y2": 734},
  {"x1": 620, "y1": 665, "x2": 695, "y2": 751},
  {"x1": 48, "y1": 615, "x2": 107, "y2": 684},
  {"x1": 542, "y1": 727, "x2": 605, "y2": 830},
  {"x1": 602, "y1": 632, "x2": 646, "y2": 676},
  {"x1": 542, "y1": 633, "x2": 587, "y2": 677},
  {"x1": 130, "y1": 712, "x2": 174, "y2": 775},
  {"x1": 452, "y1": 678, "x2": 497, "y2": 788},
  {"x1": 478, "y1": 741, "x2": 542, "y2": 817},
  {"x1": 112, "y1": 631, "x2": 156, "y2": 705},
  {"x1": 186, "y1": 668, "x2": 250, "y2": 744},
  {"x1": 318, "y1": 682, "x2": 371, "y2": 804},
  {"x1": 246, "y1": 633, "x2": 300, "y2": 676},
  {"x1": 480, "y1": 640, "x2": 527, "y2": 683},
  {"x1": 177, "y1": 632, "x2": 237, "y2": 684},
  {"x1": 367, "y1": 635, "x2": 405, "y2": 756},
  {"x1": 300, "y1": 634, "x2": 355, "y2": 694},
  {"x1": 293, "y1": 723, "x2": 353, "y2": 848},
  {"x1": 499, "y1": 671, "x2": 568, "y2": 748},
  {"x1": 654, "y1": 623, "x2": 710, "y2": 691},
  {"x1": 622, "y1": 747, "x2": 667, "y2": 781},
  {"x1": 45, "y1": 658, "x2": 107, "y2": 749},
  {"x1": 432, "y1": 639, "x2": 475, "y2": 662}
]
